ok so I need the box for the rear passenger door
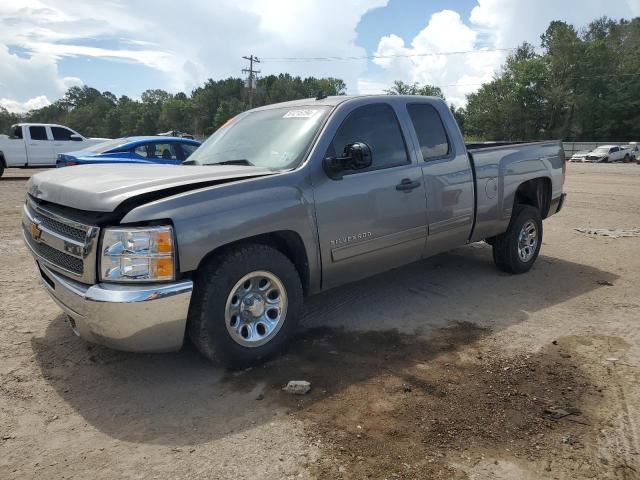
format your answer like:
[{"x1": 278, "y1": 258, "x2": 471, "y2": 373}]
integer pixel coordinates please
[
  {"x1": 312, "y1": 101, "x2": 428, "y2": 289},
  {"x1": 405, "y1": 102, "x2": 474, "y2": 256},
  {"x1": 26, "y1": 126, "x2": 54, "y2": 165}
]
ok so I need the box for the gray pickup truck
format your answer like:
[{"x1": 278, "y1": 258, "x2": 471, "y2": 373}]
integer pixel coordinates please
[{"x1": 22, "y1": 95, "x2": 566, "y2": 367}]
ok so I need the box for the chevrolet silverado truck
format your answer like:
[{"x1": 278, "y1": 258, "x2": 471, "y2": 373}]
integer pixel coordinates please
[
  {"x1": 0, "y1": 123, "x2": 107, "y2": 177},
  {"x1": 22, "y1": 95, "x2": 566, "y2": 368}
]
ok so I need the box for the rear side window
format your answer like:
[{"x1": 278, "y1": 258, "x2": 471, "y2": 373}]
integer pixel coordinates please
[
  {"x1": 29, "y1": 126, "x2": 48, "y2": 141},
  {"x1": 328, "y1": 103, "x2": 409, "y2": 173},
  {"x1": 407, "y1": 104, "x2": 450, "y2": 160},
  {"x1": 51, "y1": 127, "x2": 75, "y2": 141}
]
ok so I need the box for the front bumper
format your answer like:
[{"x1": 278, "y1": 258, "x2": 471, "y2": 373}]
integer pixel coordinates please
[{"x1": 36, "y1": 262, "x2": 193, "y2": 352}]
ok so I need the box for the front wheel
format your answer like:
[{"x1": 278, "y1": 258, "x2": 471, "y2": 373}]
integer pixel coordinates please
[
  {"x1": 623, "y1": 154, "x2": 630, "y2": 163},
  {"x1": 188, "y1": 244, "x2": 303, "y2": 369},
  {"x1": 492, "y1": 205, "x2": 543, "y2": 274}
]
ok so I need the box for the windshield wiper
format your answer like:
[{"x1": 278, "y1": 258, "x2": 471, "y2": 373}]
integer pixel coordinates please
[{"x1": 206, "y1": 159, "x2": 255, "y2": 166}]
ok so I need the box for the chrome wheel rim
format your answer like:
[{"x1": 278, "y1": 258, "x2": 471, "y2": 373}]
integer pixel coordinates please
[
  {"x1": 224, "y1": 270, "x2": 288, "y2": 347},
  {"x1": 517, "y1": 220, "x2": 538, "y2": 262}
]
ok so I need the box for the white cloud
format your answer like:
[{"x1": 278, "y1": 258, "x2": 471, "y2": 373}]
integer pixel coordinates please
[
  {"x1": 0, "y1": 44, "x2": 81, "y2": 113},
  {"x1": 363, "y1": 0, "x2": 639, "y2": 106},
  {"x1": 1, "y1": 95, "x2": 52, "y2": 113},
  {"x1": 0, "y1": 0, "x2": 387, "y2": 110}
]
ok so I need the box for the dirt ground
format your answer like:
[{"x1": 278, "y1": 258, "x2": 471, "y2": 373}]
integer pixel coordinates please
[{"x1": 1, "y1": 163, "x2": 639, "y2": 479}]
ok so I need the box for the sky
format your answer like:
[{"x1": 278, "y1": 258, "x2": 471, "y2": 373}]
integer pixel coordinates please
[{"x1": 0, "y1": 0, "x2": 639, "y2": 113}]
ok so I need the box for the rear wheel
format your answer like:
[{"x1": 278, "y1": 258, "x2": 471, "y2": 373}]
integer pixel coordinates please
[
  {"x1": 188, "y1": 244, "x2": 303, "y2": 369},
  {"x1": 0, "y1": 159, "x2": 4, "y2": 178},
  {"x1": 492, "y1": 205, "x2": 542, "y2": 274}
]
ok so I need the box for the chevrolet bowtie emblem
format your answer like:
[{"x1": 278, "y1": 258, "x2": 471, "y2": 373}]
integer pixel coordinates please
[{"x1": 29, "y1": 221, "x2": 42, "y2": 241}]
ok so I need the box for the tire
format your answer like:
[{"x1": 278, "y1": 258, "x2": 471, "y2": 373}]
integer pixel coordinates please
[
  {"x1": 0, "y1": 158, "x2": 4, "y2": 178},
  {"x1": 187, "y1": 243, "x2": 303, "y2": 369},
  {"x1": 602, "y1": 157, "x2": 609, "y2": 163},
  {"x1": 492, "y1": 205, "x2": 543, "y2": 274},
  {"x1": 623, "y1": 154, "x2": 630, "y2": 163}
]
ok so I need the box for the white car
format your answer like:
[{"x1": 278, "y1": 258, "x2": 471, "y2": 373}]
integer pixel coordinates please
[
  {"x1": 583, "y1": 145, "x2": 632, "y2": 163},
  {"x1": 620, "y1": 142, "x2": 639, "y2": 164},
  {"x1": 570, "y1": 150, "x2": 590, "y2": 162},
  {"x1": 0, "y1": 123, "x2": 108, "y2": 177}
]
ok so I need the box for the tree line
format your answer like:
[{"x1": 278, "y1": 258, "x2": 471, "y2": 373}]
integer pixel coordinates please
[
  {"x1": 0, "y1": 75, "x2": 346, "y2": 139},
  {"x1": 1, "y1": 16, "x2": 638, "y2": 141}
]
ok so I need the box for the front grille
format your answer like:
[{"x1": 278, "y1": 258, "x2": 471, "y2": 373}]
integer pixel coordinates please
[
  {"x1": 32, "y1": 210, "x2": 87, "y2": 242},
  {"x1": 25, "y1": 230, "x2": 84, "y2": 275},
  {"x1": 23, "y1": 199, "x2": 98, "y2": 283}
]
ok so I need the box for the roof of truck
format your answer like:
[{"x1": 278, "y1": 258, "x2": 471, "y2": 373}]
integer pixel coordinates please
[
  {"x1": 250, "y1": 94, "x2": 444, "y2": 111},
  {"x1": 13, "y1": 123, "x2": 72, "y2": 128}
]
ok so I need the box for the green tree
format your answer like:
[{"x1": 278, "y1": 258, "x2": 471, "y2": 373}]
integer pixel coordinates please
[
  {"x1": 0, "y1": 106, "x2": 20, "y2": 134},
  {"x1": 385, "y1": 80, "x2": 445, "y2": 98}
]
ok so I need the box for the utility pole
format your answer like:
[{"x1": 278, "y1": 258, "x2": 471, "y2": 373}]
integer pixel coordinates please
[{"x1": 242, "y1": 54, "x2": 260, "y2": 109}]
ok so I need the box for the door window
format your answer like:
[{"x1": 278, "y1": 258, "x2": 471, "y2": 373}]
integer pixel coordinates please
[
  {"x1": 181, "y1": 143, "x2": 199, "y2": 159},
  {"x1": 407, "y1": 104, "x2": 450, "y2": 161},
  {"x1": 134, "y1": 143, "x2": 179, "y2": 160},
  {"x1": 29, "y1": 126, "x2": 48, "y2": 141},
  {"x1": 328, "y1": 103, "x2": 409, "y2": 173},
  {"x1": 51, "y1": 127, "x2": 75, "y2": 141}
]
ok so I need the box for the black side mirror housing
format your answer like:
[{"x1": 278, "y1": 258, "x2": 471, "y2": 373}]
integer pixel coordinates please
[{"x1": 323, "y1": 142, "x2": 373, "y2": 180}]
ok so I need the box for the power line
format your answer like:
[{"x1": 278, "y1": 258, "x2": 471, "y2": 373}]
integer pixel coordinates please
[
  {"x1": 357, "y1": 72, "x2": 640, "y2": 93},
  {"x1": 242, "y1": 54, "x2": 261, "y2": 108},
  {"x1": 260, "y1": 46, "x2": 538, "y2": 63}
]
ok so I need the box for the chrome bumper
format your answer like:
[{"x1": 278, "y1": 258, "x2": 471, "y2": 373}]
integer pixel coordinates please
[{"x1": 35, "y1": 262, "x2": 193, "y2": 353}]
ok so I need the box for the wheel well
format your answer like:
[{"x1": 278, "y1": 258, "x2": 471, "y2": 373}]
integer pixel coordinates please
[
  {"x1": 514, "y1": 177, "x2": 552, "y2": 218},
  {"x1": 194, "y1": 231, "x2": 311, "y2": 296}
]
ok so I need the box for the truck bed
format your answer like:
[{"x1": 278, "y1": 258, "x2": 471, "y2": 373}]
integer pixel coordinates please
[{"x1": 466, "y1": 140, "x2": 565, "y2": 243}]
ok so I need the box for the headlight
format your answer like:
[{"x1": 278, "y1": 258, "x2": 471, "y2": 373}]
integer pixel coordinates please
[{"x1": 100, "y1": 226, "x2": 175, "y2": 282}]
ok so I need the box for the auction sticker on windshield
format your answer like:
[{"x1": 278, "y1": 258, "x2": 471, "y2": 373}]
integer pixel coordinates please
[{"x1": 283, "y1": 109, "x2": 320, "y2": 118}]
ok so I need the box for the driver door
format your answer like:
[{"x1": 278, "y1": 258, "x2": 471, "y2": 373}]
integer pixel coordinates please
[{"x1": 312, "y1": 102, "x2": 428, "y2": 290}]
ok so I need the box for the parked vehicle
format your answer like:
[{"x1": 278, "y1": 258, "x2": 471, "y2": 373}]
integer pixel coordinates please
[
  {"x1": 620, "y1": 142, "x2": 639, "y2": 163},
  {"x1": 570, "y1": 150, "x2": 590, "y2": 162},
  {"x1": 22, "y1": 95, "x2": 566, "y2": 368},
  {"x1": 584, "y1": 145, "x2": 631, "y2": 163},
  {"x1": 157, "y1": 130, "x2": 195, "y2": 140},
  {"x1": 56, "y1": 136, "x2": 201, "y2": 167},
  {"x1": 0, "y1": 124, "x2": 107, "y2": 177}
]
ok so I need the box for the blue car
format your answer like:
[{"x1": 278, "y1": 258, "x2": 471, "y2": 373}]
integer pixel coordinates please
[{"x1": 56, "y1": 136, "x2": 201, "y2": 167}]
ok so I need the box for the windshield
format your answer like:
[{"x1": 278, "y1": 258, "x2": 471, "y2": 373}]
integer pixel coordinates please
[
  {"x1": 593, "y1": 147, "x2": 610, "y2": 154},
  {"x1": 187, "y1": 106, "x2": 331, "y2": 169},
  {"x1": 80, "y1": 138, "x2": 131, "y2": 154}
]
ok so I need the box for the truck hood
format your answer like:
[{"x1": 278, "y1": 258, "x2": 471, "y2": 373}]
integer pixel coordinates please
[{"x1": 27, "y1": 163, "x2": 274, "y2": 213}]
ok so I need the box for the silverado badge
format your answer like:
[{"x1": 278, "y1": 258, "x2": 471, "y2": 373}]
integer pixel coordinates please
[{"x1": 29, "y1": 221, "x2": 42, "y2": 241}]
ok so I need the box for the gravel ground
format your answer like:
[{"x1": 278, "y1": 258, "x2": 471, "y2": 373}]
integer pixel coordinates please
[{"x1": 1, "y1": 163, "x2": 639, "y2": 479}]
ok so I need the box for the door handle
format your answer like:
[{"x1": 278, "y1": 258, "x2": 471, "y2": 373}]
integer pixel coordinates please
[{"x1": 396, "y1": 178, "x2": 421, "y2": 192}]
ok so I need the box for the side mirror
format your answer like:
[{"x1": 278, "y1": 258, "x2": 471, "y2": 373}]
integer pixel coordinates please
[
  {"x1": 69, "y1": 134, "x2": 82, "y2": 141},
  {"x1": 323, "y1": 142, "x2": 373, "y2": 180}
]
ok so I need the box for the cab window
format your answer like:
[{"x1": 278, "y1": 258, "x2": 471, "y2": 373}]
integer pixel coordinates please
[
  {"x1": 407, "y1": 104, "x2": 450, "y2": 160},
  {"x1": 51, "y1": 127, "x2": 75, "y2": 141},
  {"x1": 327, "y1": 103, "x2": 409, "y2": 173},
  {"x1": 29, "y1": 126, "x2": 48, "y2": 141}
]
